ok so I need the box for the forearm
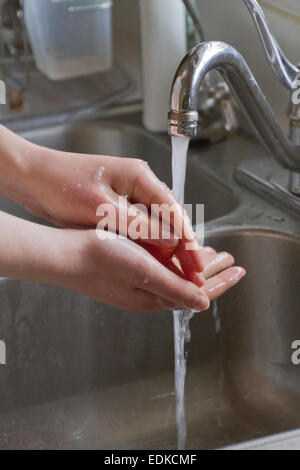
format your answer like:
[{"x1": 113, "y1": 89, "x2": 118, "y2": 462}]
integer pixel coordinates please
[
  {"x1": 0, "y1": 210, "x2": 79, "y2": 284},
  {"x1": 0, "y1": 125, "x2": 38, "y2": 207}
]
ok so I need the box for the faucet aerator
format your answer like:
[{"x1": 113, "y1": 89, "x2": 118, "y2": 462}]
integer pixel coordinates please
[{"x1": 168, "y1": 110, "x2": 199, "y2": 138}]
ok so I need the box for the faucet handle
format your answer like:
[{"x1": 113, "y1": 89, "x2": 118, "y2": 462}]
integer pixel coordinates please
[
  {"x1": 195, "y1": 81, "x2": 238, "y2": 141},
  {"x1": 220, "y1": 99, "x2": 238, "y2": 134},
  {"x1": 243, "y1": 0, "x2": 299, "y2": 90},
  {"x1": 215, "y1": 83, "x2": 238, "y2": 134}
]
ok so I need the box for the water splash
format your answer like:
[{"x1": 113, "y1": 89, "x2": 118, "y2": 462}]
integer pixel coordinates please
[
  {"x1": 173, "y1": 309, "x2": 195, "y2": 449},
  {"x1": 94, "y1": 166, "x2": 105, "y2": 182}
]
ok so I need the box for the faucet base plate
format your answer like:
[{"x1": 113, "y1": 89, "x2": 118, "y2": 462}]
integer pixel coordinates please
[{"x1": 235, "y1": 158, "x2": 300, "y2": 217}]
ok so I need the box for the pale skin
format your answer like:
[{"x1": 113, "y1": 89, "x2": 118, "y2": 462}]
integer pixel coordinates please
[{"x1": 0, "y1": 125, "x2": 246, "y2": 312}]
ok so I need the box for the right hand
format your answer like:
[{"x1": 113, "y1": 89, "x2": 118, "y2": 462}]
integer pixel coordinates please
[
  {"x1": 0, "y1": 124, "x2": 204, "y2": 287},
  {"x1": 15, "y1": 138, "x2": 204, "y2": 283}
]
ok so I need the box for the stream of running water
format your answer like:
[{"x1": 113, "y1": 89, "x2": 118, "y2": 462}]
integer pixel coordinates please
[{"x1": 171, "y1": 135, "x2": 196, "y2": 450}]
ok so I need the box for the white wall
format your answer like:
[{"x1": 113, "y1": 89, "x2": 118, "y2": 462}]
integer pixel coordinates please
[{"x1": 196, "y1": 0, "x2": 300, "y2": 132}]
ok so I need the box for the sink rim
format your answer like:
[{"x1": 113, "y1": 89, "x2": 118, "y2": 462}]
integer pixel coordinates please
[{"x1": 205, "y1": 226, "x2": 300, "y2": 244}]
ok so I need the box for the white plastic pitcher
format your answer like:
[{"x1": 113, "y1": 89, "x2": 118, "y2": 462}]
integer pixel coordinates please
[{"x1": 24, "y1": 0, "x2": 113, "y2": 80}]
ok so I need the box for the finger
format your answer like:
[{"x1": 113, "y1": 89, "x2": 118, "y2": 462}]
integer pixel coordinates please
[
  {"x1": 137, "y1": 257, "x2": 209, "y2": 311},
  {"x1": 165, "y1": 256, "x2": 206, "y2": 294},
  {"x1": 96, "y1": 187, "x2": 178, "y2": 250},
  {"x1": 24, "y1": 203, "x2": 91, "y2": 229},
  {"x1": 145, "y1": 246, "x2": 190, "y2": 286},
  {"x1": 201, "y1": 246, "x2": 217, "y2": 256},
  {"x1": 139, "y1": 243, "x2": 200, "y2": 290},
  {"x1": 139, "y1": 243, "x2": 174, "y2": 266},
  {"x1": 203, "y1": 267, "x2": 246, "y2": 302},
  {"x1": 129, "y1": 160, "x2": 203, "y2": 272},
  {"x1": 141, "y1": 240, "x2": 204, "y2": 287},
  {"x1": 200, "y1": 246, "x2": 217, "y2": 266},
  {"x1": 198, "y1": 247, "x2": 219, "y2": 280},
  {"x1": 203, "y1": 251, "x2": 235, "y2": 279},
  {"x1": 175, "y1": 240, "x2": 205, "y2": 286},
  {"x1": 129, "y1": 288, "x2": 184, "y2": 312},
  {"x1": 144, "y1": 243, "x2": 205, "y2": 289}
]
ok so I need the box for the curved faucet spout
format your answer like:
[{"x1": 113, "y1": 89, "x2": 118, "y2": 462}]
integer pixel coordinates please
[{"x1": 168, "y1": 41, "x2": 300, "y2": 172}]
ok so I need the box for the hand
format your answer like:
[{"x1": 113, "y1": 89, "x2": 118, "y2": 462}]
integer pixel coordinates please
[
  {"x1": 22, "y1": 141, "x2": 204, "y2": 281},
  {"x1": 201, "y1": 246, "x2": 246, "y2": 302},
  {"x1": 0, "y1": 210, "x2": 245, "y2": 312},
  {"x1": 139, "y1": 243, "x2": 246, "y2": 309},
  {"x1": 54, "y1": 229, "x2": 245, "y2": 312}
]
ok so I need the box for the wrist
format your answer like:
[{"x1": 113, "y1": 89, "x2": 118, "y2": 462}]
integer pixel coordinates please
[
  {"x1": 0, "y1": 210, "x2": 89, "y2": 289},
  {"x1": 0, "y1": 125, "x2": 37, "y2": 206},
  {"x1": 45, "y1": 227, "x2": 90, "y2": 289}
]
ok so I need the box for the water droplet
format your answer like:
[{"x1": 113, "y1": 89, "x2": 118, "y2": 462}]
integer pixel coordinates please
[{"x1": 94, "y1": 166, "x2": 105, "y2": 182}]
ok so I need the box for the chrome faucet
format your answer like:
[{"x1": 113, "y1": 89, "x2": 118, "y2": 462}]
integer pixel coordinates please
[{"x1": 169, "y1": 0, "x2": 300, "y2": 195}]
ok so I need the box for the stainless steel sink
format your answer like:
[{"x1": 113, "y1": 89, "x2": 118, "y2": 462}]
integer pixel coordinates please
[{"x1": 0, "y1": 115, "x2": 299, "y2": 449}]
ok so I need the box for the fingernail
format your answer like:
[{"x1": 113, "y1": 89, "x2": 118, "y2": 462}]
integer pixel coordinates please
[
  {"x1": 193, "y1": 294, "x2": 210, "y2": 312},
  {"x1": 229, "y1": 267, "x2": 246, "y2": 282}
]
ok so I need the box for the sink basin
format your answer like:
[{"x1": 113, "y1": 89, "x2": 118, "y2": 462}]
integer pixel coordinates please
[
  {"x1": 0, "y1": 121, "x2": 237, "y2": 224},
  {"x1": 186, "y1": 229, "x2": 300, "y2": 449},
  {"x1": 0, "y1": 229, "x2": 299, "y2": 449}
]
